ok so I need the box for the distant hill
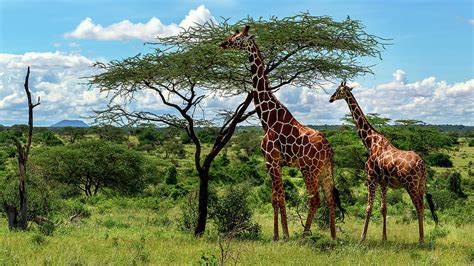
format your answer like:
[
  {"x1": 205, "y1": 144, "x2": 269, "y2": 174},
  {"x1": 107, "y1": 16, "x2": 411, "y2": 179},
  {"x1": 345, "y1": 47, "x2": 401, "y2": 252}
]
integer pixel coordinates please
[{"x1": 50, "y1": 120, "x2": 89, "y2": 128}]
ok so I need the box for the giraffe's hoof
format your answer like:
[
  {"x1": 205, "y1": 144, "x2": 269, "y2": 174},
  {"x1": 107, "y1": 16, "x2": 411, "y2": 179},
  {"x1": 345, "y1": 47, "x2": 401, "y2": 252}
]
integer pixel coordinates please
[
  {"x1": 273, "y1": 235, "x2": 279, "y2": 242},
  {"x1": 302, "y1": 230, "x2": 312, "y2": 237}
]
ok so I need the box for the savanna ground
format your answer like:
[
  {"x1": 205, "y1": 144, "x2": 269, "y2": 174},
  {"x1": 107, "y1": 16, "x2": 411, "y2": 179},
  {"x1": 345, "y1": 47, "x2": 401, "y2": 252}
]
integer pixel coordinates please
[{"x1": 1, "y1": 138, "x2": 473, "y2": 265}]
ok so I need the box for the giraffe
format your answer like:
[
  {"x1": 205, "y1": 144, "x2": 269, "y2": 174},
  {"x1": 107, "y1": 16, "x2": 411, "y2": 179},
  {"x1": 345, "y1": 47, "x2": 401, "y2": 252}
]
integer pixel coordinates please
[
  {"x1": 220, "y1": 25, "x2": 343, "y2": 241},
  {"x1": 329, "y1": 81, "x2": 438, "y2": 243}
]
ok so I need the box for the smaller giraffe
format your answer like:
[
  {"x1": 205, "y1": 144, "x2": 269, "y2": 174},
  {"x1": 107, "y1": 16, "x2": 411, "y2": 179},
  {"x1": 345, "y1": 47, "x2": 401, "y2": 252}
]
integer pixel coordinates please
[{"x1": 329, "y1": 81, "x2": 438, "y2": 244}]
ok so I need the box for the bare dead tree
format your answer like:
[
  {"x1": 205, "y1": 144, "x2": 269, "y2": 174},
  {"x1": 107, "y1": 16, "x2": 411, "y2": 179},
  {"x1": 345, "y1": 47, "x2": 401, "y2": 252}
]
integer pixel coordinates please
[{"x1": 3, "y1": 66, "x2": 40, "y2": 230}]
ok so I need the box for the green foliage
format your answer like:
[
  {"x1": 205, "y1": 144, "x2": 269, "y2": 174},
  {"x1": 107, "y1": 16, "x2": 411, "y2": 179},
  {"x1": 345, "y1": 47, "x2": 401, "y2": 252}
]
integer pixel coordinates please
[
  {"x1": 282, "y1": 178, "x2": 299, "y2": 208},
  {"x1": 196, "y1": 127, "x2": 219, "y2": 144},
  {"x1": 66, "y1": 200, "x2": 91, "y2": 218},
  {"x1": 198, "y1": 253, "x2": 218, "y2": 266},
  {"x1": 179, "y1": 191, "x2": 199, "y2": 232},
  {"x1": 210, "y1": 185, "x2": 261, "y2": 239},
  {"x1": 303, "y1": 232, "x2": 336, "y2": 252},
  {"x1": 165, "y1": 165, "x2": 178, "y2": 185},
  {"x1": 136, "y1": 126, "x2": 163, "y2": 151},
  {"x1": 57, "y1": 127, "x2": 86, "y2": 143},
  {"x1": 447, "y1": 171, "x2": 467, "y2": 198},
  {"x1": 426, "y1": 152, "x2": 453, "y2": 167},
  {"x1": 382, "y1": 126, "x2": 454, "y2": 155},
  {"x1": 90, "y1": 125, "x2": 127, "y2": 143},
  {"x1": 341, "y1": 113, "x2": 391, "y2": 128},
  {"x1": 38, "y1": 221, "x2": 56, "y2": 236},
  {"x1": 230, "y1": 128, "x2": 262, "y2": 159},
  {"x1": 468, "y1": 139, "x2": 474, "y2": 147},
  {"x1": 31, "y1": 234, "x2": 47, "y2": 246},
  {"x1": 30, "y1": 140, "x2": 146, "y2": 196},
  {"x1": 426, "y1": 226, "x2": 449, "y2": 246},
  {"x1": 39, "y1": 131, "x2": 63, "y2": 146}
]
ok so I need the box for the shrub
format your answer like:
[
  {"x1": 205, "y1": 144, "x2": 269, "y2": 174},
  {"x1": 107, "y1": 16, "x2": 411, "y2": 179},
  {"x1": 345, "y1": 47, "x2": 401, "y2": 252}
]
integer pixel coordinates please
[
  {"x1": 425, "y1": 152, "x2": 453, "y2": 167},
  {"x1": 31, "y1": 234, "x2": 47, "y2": 246},
  {"x1": 179, "y1": 191, "x2": 199, "y2": 232},
  {"x1": 448, "y1": 171, "x2": 467, "y2": 198},
  {"x1": 38, "y1": 222, "x2": 56, "y2": 236},
  {"x1": 67, "y1": 200, "x2": 91, "y2": 218},
  {"x1": 210, "y1": 185, "x2": 260, "y2": 239},
  {"x1": 165, "y1": 165, "x2": 178, "y2": 185},
  {"x1": 468, "y1": 139, "x2": 474, "y2": 147}
]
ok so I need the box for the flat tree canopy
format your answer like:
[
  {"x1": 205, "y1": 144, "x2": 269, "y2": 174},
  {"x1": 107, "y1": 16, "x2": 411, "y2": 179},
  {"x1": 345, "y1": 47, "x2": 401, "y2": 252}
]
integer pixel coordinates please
[{"x1": 90, "y1": 13, "x2": 386, "y2": 236}]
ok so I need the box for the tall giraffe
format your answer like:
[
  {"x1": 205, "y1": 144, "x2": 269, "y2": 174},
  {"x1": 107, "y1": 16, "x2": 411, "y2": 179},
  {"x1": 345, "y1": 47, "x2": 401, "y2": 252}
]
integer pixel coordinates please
[
  {"x1": 329, "y1": 81, "x2": 438, "y2": 243},
  {"x1": 220, "y1": 25, "x2": 343, "y2": 241}
]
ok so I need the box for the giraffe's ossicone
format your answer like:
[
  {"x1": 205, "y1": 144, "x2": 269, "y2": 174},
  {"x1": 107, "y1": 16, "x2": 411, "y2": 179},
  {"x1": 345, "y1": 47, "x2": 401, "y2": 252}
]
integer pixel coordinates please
[{"x1": 221, "y1": 25, "x2": 344, "y2": 241}]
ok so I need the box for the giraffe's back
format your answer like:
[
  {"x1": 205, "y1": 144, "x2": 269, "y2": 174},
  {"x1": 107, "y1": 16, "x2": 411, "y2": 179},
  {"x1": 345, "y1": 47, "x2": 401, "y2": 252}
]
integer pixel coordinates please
[{"x1": 375, "y1": 148, "x2": 425, "y2": 189}]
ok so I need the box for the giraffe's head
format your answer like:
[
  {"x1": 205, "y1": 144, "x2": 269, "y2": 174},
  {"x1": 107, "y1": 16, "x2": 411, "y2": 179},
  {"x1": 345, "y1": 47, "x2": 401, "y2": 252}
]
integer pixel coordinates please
[
  {"x1": 220, "y1": 25, "x2": 251, "y2": 50},
  {"x1": 329, "y1": 81, "x2": 353, "y2": 103}
]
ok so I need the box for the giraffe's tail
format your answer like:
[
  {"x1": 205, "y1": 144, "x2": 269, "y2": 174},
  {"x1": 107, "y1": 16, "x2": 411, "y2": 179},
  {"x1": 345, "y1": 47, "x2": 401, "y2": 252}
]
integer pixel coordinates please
[
  {"x1": 425, "y1": 193, "x2": 439, "y2": 225},
  {"x1": 333, "y1": 186, "x2": 346, "y2": 222}
]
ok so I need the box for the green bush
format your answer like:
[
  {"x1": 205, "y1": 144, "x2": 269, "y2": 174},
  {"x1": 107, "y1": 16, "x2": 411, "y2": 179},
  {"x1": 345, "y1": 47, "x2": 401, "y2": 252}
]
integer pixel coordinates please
[
  {"x1": 209, "y1": 185, "x2": 260, "y2": 239},
  {"x1": 425, "y1": 152, "x2": 453, "y2": 167},
  {"x1": 468, "y1": 139, "x2": 474, "y2": 147},
  {"x1": 31, "y1": 234, "x2": 47, "y2": 246},
  {"x1": 448, "y1": 171, "x2": 467, "y2": 198},
  {"x1": 165, "y1": 165, "x2": 178, "y2": 185},
  {"x1": 38, "y1": 222, "x2": 56, "y2": 236},
  {"x1": 67, "y1": 200, "x2": 91, "y2": 218},
  {"x1": 179, "y1": 191, "x2": 199, "y2": 232}
]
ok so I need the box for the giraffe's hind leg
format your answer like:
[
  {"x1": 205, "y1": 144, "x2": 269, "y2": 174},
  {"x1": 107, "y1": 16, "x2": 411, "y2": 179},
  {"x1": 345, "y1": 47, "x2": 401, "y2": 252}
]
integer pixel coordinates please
[
  {"x1": 301, "y1": 168, "x2": 321, "y2": 235},
  {"x1": 321, "y1": 169, "x2": 337, "y2": 240},
  {"x1": 407, "y1": 186, "x2": 425, "y2": 244},
  {"x1": 380, "y1": 182, "x2": 388, "y2": 241}
]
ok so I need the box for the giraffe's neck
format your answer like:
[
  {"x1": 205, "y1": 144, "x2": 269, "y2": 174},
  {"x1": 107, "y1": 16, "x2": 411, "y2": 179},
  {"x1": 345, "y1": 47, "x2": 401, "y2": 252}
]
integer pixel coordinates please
[
  {"x1": 247, "y1": 40, "x2": 294, "y2": 130},
  {"x1": 344, "y1": 90, "x2": 378, "y2": 149}
]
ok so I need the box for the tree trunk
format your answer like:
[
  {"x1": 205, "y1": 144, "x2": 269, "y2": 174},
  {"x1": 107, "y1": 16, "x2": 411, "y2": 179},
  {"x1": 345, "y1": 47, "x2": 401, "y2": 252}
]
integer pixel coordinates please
[
  {"x1": 18, "y1": 167, "x2": 28, "y2": 230},
  {"x1": 3, "y1": 203, "x2": 19, "y2": 230},
  {"x1": 194, "y1": 169, "x2": 209, "y2": 236}
]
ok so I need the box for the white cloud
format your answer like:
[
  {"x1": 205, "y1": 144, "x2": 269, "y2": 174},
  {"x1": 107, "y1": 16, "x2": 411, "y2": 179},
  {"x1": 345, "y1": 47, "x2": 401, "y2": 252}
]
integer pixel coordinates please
[
  {"x1": 469, "y1": 19, "x2": 474, "y2": 25},
  {"x1": 0, "y1": 52, "x2": 105, "y2": 126},
  {"x1": 319, "y1": 71, "x2": 474, "y2": 125},
  {"x1": 1, "y1": 53, "x2": 473, "y2": 127},
  {"x1": 393, "y1": 69, "x2": 406, "y2": 84},
  {"x1": 65, "y1": 5, "x2": 214, "y2": 41}
]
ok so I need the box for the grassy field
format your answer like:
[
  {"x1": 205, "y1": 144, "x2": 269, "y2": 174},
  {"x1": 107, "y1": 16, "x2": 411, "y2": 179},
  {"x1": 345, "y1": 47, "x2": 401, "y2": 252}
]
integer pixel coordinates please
[
  {"x1": 0, "y1": 198, "x2": 473, "y2": 265},
  {"x1": 0, "y1": 142, "x2": 472, "y2": 265}
]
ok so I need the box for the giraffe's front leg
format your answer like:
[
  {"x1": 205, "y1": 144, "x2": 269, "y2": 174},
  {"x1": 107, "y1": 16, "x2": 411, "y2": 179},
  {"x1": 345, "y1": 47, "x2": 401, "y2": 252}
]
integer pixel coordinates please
[
  {"x1": 267, "y1": 160, "x2": 281, "y2": 242},
  {"x1": 264, "y1": 143, "x2": 289, "y2": 242},
  {"x1": 361, "y1": 160, "x2": 378, "y2": 242}
]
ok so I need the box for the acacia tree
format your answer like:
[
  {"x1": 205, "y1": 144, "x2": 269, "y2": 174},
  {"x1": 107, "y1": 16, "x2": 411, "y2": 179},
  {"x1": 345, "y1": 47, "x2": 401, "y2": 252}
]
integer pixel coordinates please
[
  {"x1": 91, "y1": 13, "x2": 386, "y2": 236},
  {"x1": 2, "y1": 67, "x2": 40, "y2": 230}
]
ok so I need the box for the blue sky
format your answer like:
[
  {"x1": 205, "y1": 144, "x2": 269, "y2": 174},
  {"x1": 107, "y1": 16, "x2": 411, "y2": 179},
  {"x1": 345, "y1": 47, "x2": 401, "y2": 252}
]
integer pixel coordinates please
[{"x1": 0, "y1": 0, "x2": 473, "y2": 126}]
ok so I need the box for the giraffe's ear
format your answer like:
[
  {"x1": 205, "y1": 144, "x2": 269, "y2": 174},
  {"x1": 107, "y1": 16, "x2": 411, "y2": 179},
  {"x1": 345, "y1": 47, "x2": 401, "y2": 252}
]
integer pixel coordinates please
[
  {"x1": 340, "y1": 81, "x2": 344, "y2": 86},
  {"x1": 235, "y1": 29, "x2": 240, "y2": 34},
  {"x1": 349, "y1": 86, "x2": 354, "y2": 91}
]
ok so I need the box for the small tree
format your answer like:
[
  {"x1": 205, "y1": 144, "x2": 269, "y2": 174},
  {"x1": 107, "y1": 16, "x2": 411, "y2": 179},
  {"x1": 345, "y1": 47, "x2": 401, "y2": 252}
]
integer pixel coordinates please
[
  {"x1": 2, "y1": 67, "x2": 40, "y2": 230},
  {"x1": 57, "y1": 126, "x2": 87, "y2": 143},
  {"x1": 341, "y1": 112, "x2": 391, "y2": 128}
]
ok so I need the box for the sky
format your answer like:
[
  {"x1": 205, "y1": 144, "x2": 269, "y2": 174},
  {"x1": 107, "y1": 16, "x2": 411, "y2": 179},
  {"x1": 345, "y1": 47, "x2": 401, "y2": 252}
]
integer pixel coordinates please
[{"x1": 0, "y1": 0, "x2": 473, "y2": 126}]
